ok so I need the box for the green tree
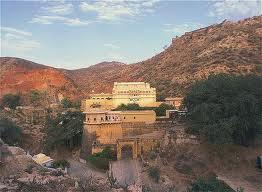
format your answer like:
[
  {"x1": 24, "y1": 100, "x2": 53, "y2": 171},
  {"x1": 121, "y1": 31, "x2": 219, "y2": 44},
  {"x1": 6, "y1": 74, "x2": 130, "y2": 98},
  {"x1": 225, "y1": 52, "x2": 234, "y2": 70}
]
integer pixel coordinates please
[
  {"x1": 154, "y1": 103, "x2": 174, "y2": 116},
  {"x1": 29, "y1": 90, "x2": 41, "y2": 105},
  {"x1": 187, "y1": 177, "x2": 234, "y2": 192},
  {"x1": 114, "y1": 103, "x2": 141, "y2": 111},
  {"x1": 44, "y1": 111, "x2": 84, "y2": 151},
  {"x1": 148, "y1": 166, "x2": 160, "y2": 183},
  {"x1": 61, "y1": 98, "x2": 73, "y2": 108},
  {"x1": 87, "y1": 147, "x2": 116, "y2": 170},
  {"x1": 184, "y1": 74, "x2": 262, "y2": 146},
  {"x1": 0, "y1": 118, "x2": 22, "y2": 145},
  {"x1": 2, "y1": 94, "x2": 21, "y2": 109}
]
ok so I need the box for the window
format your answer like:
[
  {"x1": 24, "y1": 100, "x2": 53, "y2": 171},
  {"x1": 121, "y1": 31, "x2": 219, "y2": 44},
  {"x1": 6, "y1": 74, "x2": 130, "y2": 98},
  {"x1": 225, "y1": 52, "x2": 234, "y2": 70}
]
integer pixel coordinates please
[
  {"x1": 101, "y1": 117, "x2": 103, "y2": 121},
  {"x1": 123, "y1": 117, "x2": 126, "y2": 119},
  {"x1": 94, "y1": 118, "x2": 96, "y2": 121},
  {"x1": 87, "y1": 118, "x2": 90, "y2": 121},
  {"x1": 134, "y1": 116, "x2": 136, "y2": 119}
]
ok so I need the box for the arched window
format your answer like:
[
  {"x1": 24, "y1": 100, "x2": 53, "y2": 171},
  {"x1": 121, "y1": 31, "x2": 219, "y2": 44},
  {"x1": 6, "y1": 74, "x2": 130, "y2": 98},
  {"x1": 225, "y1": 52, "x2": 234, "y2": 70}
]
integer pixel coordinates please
[{"x1": 134, "y1": 116, "x2": 136, "y2": 119}]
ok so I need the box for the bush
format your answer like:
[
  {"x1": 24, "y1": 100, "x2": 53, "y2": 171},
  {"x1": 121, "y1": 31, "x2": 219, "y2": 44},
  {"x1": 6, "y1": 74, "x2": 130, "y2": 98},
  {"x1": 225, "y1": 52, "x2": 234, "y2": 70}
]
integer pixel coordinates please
[
  {"x1": 187, "y1": 177, "x2": 234, "y2": 192},
  {"x1": 148, "y1": 166, "x2": 160, "y2": 182},
  {"x1": 61, "y1": 98, "x2": 73, "y2": 108},
  {"x1": 184, "y1": 74, "x2": 262, "y2": 146},
  {"x1": 87, "y1": 147, "x2": 116, "y2": 170},
  {"x1": 25, "y1": 164, "x2": 35, "y2": 174},
  {"x1": 113, "y1": 103, "x2": 174, "y2": 116},
  {"x1": 52, "y1": 159, "x2": 70, "y2": 169},
  {"x1": 0, "y1": 118, "x2": 21, "y2": 145},
  {"x1": 29, "y1": 90, "x2": 41, "y2": 105},
  {"x1": 2, "y1": 94, "x2": 21, "y2": 109}
]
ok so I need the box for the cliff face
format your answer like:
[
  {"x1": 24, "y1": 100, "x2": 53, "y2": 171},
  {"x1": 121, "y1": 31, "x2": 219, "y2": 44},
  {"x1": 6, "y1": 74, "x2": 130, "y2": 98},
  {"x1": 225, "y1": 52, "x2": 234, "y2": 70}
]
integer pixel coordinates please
[{"x1": 1, "y1": 16, "x2": 261, "y2": 100}]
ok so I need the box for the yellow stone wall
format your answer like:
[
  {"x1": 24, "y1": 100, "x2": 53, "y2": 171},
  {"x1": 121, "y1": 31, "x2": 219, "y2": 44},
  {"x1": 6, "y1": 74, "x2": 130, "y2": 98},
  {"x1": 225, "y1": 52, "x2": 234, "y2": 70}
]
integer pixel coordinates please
[
  {"x1": 85, "y1": 123, "x2": 123, "y2": 144},
  {"x1": 120, "y1": 111, "x2": 156, "y2": 123},
  {"x1": 81, "y1": 82, "x2": 157, "y2": 111},
  {"x1": 112, "y1": 82, "x2": 156, "y2": 107}
]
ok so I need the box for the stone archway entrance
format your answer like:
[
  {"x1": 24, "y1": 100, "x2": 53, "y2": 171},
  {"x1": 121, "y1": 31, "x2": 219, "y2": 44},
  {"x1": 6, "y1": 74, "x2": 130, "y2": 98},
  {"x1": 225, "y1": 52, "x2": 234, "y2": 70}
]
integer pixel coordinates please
[
  {"x1": 121, "y1": 145, "x2": 133, "y2": 159},
  {"x1": 116, "y1": 138, "x2": 141, "y2": 160}
]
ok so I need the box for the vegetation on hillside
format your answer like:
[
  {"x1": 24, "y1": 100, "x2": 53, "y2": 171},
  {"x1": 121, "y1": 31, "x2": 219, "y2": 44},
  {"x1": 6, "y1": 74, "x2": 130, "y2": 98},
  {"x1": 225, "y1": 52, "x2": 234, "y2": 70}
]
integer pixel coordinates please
[
  {"x1": 147, "y1": 166, "x2": 160, "y2": 183},
  {"x1": 87, "y1": 147, "x2": 116, "y2": 170},
  {"x1": 0, "y1": 118, "x2": 22, "y2": 145},
  {"x1": 29, "y1": 90, "x2": 42, "y2": 105},
  {"x1": 1, "y1": 94, "x2": 21, "y2": 109},
  {"x1": 44, "y1": 111, "x2": 84, "y2": 151},
  {"x1": 184, "y1": 74, "x2": 262, "y2": 146},
  {"x1": 113, "y1": 103, "x2": 174, "y2": 116},
  {"x1": 187, "y1": 177, "x2": 235, "y2": 192},
  {"x1": 61, "y1": 98, "x2": 81, "y2": 109}
]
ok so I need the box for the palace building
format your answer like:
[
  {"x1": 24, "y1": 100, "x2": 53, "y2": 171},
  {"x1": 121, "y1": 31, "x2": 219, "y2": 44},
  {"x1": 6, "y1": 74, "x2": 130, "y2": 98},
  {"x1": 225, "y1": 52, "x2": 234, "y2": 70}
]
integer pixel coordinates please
[
  {"x1": 80, "y1": 109, "x2": 169, "y2": 160},
  {"x1": 81, "y1": 82, "x2": 158, "y2": 111}
]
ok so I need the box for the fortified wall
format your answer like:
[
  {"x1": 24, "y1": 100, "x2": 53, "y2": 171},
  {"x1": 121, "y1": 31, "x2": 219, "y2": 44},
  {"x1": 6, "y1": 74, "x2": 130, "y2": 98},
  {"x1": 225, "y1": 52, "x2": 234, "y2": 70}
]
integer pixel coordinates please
[{"x1": 80, "y1": 110, "x2": 172, "y2": 160}]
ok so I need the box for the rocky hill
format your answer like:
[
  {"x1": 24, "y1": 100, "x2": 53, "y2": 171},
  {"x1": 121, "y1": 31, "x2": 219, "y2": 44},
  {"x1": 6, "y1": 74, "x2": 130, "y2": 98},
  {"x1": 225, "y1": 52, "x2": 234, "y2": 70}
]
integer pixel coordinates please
[
  {"x1": 1, "y1": 16, "x2": 261, "y2": 100},
  {"x1": 0, "y1": 57, "x2": 79, "y2": 103},
  {"x1": 62, "y1": 61, "x2": 127, "y2": 94}
]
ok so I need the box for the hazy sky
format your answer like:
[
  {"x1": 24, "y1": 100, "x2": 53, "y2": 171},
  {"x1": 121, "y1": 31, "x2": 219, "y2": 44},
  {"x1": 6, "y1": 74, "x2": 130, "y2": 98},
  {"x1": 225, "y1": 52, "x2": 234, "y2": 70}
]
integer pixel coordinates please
[{"x1": 1, "y1": 0, "x2": 261, "y2": 69}]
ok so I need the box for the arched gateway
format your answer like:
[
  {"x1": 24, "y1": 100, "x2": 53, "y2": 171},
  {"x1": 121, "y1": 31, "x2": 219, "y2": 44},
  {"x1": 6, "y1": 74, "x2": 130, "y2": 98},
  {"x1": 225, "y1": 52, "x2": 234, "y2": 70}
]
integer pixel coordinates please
[{"x1": 116, "y1": 138, "x2": 141, "y2": 160}]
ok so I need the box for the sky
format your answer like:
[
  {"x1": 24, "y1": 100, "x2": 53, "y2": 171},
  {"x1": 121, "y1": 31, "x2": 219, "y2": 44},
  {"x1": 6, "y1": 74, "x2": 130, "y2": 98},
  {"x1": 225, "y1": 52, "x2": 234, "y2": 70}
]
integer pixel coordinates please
[{"x1": 1, "y1": 0, "x2": 261, "y2": 69}]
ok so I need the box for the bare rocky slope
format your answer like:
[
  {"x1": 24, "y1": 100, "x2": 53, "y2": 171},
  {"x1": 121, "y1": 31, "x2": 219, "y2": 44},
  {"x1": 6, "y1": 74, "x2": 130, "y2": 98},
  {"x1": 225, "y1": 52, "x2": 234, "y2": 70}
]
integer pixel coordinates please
[
  {"x1": 0, "y1": 57, "x2": 80, "y2": 102},
  {"x1": 1, "y1": 16, "x2": 261, "y2": 100}
]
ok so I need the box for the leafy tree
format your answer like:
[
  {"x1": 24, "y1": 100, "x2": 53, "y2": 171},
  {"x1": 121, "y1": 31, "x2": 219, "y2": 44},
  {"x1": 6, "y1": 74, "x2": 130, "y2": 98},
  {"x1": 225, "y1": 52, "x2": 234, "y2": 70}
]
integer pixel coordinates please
[
  {"x1": 44, "y1": 111, "x2": 84, "y2": 151},
  {"x1": 2, "y1": 94, "x2": 21, "y2": 109},
  {"x1": 0, "y1": 118, "x2": 22, "y2": 145},
  {"x1": 184, "y1": 74, "x2": 262, "y2": 146},
  {"x1": 148, "y1": 166, "x2": 160, "y2": 183},
  {"x1": 113, "y1": 103, "x2": 174, "y2": 116},
  {"x1": 87, "y1": 147, "x2": 116, "y2": 170},
  {"x1": 187, "y1": 177, "x2": 234, "y2": 192},
  {"x1": 29, "y1": 90, "x2": 41, "y2": 105},
  {"x1": 114, "y1": 103, "x2": 141, "y2": 111},
  {"x1": 154, "y1": 103, "x2": 174, "y2": 116},
  {"x1": 61, "y1": 98, "x2": 73, "y2": 108}
]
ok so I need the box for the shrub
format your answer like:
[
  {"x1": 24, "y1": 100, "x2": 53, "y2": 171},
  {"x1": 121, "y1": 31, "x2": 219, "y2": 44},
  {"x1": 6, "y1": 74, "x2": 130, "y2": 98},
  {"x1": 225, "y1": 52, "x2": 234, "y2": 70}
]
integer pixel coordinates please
[
  {"x1": 25, "y1": 164, "x2": 35, "y2": 174},
  {"x1": 187, "y1": 177, "x2": 234, "y2": 192},
  {"x1": 113, "y1": 103, "x2": 174, "y2": 116},
  {"x1": 0, "y1": 118, "x2": 21, "y2": 145},
  {"x1": 29, "y1": 90, "x2": 41, "y2": 105},
  {"x1": 87, "y1": 147, "x2": 116, "y2": 170},
  {"x1": 61, "y1": 98, "x2": 73, "y2": 108},
  {"x1": 52, "y1": 159, "x2": 70, "y2": 169},
  {"x1": 2, "y1": 94, "x2": 21, "y2": 109},
  {"x1": 148, "y1": 166, "x2": 160, "y2": 182}
]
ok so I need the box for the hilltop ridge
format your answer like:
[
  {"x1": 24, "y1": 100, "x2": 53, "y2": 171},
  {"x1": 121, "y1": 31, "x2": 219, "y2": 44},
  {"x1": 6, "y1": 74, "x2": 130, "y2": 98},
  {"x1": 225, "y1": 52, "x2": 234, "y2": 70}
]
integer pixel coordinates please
[{"x1": 1, "y1": 16, "x2": 261, "y2": 100}]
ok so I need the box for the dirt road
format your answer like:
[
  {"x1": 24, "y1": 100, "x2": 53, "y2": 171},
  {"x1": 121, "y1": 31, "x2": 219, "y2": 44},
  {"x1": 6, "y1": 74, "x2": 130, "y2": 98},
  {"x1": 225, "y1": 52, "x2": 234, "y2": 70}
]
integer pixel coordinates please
[
  {"x1": 110, "y1": 159, "x2": 142, "y2": 187},
  {"x1": 67, "y1": 159, "x2": 106, "y2": 179}
]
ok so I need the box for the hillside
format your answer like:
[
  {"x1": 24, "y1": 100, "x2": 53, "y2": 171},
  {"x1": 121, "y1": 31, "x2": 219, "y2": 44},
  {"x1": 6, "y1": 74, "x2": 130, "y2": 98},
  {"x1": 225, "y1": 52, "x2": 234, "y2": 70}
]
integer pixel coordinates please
[
  {"x1": 62, "y1": 61, "x2": 127, "y2": 94},
  {"x1": 66, "y1": 16, "x2": 262, "y2": 97},
  {"x1": 1, "y1": 16, "x2": 261, "y2": 101},
  {"x1": 0, "y1": 57, "x2": 79, "y2": 103}
]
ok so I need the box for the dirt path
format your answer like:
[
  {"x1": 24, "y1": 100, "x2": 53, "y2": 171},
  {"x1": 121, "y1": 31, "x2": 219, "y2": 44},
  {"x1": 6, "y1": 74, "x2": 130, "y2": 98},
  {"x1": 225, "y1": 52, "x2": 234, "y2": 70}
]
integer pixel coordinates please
[
  {"x1": 67, "y1": 159, "x2": 106, "y2": 179},
  {"x1": 110, "y1": 159, "x2": 142, "y2": 187}
]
